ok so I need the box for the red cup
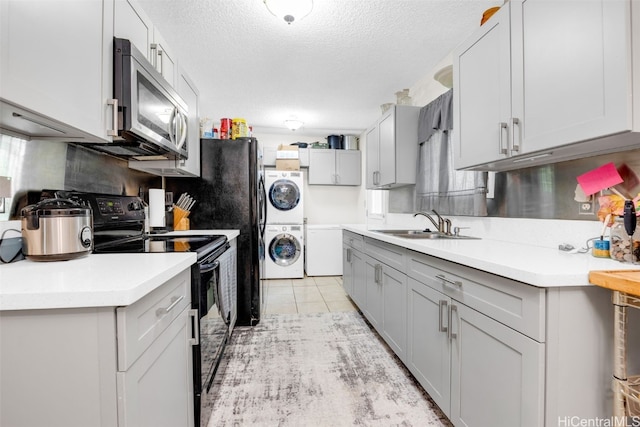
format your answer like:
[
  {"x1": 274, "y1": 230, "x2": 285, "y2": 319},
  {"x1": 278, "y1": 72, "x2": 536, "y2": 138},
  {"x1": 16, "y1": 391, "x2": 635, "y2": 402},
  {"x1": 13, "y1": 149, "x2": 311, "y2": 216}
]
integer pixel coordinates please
[{"x1": 220, "y1": 118, "x2": 232, "y2": 139}]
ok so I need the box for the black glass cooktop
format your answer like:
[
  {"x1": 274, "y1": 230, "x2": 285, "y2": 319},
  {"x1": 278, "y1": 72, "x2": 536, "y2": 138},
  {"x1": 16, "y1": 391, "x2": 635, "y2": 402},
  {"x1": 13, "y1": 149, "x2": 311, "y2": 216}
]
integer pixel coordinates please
[{"x1": 94, "y1": 234, "x2": 228, "y2": 259}]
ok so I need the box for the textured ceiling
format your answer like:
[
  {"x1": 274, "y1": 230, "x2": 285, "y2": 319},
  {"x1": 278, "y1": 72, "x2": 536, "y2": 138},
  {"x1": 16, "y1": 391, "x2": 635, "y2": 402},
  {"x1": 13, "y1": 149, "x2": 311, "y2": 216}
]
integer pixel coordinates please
[{"x1": 137, "y1": 0, "x2": 499, "y2": 136}]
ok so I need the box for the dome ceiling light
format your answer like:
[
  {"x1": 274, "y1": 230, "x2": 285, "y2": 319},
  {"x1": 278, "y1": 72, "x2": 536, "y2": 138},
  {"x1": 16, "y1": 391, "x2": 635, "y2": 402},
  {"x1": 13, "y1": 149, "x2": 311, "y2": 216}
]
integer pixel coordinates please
[
  {"x1": 284, "y1": 119, "x2": 304, "y2": 131},
  {"x1": 263, "y1": 0, "x2": 313, "y2": 25}
]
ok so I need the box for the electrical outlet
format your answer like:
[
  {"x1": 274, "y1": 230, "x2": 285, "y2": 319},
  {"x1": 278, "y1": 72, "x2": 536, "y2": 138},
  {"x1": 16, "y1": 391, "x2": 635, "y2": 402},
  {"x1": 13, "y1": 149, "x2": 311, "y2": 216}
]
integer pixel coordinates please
[{"x1": 579, "y1": 200, "x2": 594, "y2": 215}]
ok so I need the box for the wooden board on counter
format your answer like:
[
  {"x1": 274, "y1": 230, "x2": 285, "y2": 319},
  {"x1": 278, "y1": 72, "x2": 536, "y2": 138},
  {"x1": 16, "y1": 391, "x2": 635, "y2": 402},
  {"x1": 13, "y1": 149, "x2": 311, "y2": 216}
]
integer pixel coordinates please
[{"x1": 589, "y1": 270, "x2": 640, "y2": 297}]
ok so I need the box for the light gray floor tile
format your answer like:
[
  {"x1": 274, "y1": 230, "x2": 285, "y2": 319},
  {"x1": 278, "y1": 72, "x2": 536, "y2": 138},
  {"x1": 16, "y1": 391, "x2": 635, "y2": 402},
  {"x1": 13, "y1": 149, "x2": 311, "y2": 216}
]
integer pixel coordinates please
[
  {"x1": 313, "y1": 276, "x2": 342, "y2": 286},
  {"x1": 296, "y1": 301, "x2": 329, "y2": 314},
  {"x1": 292, "y1": 277, "x2": 317, "y2": 287},
  {"x1": 264, "y1": 302, "x2": 298, "y2": 315},
  {"x1": 266, "y1": 279, "x2": 294, "y2": 287},
  {"x1": 293, "y1": 287, "x2": 324, "y2": 303},
  {"x1": 326, "y1": 299, "x2": 357, "y2": 312}
]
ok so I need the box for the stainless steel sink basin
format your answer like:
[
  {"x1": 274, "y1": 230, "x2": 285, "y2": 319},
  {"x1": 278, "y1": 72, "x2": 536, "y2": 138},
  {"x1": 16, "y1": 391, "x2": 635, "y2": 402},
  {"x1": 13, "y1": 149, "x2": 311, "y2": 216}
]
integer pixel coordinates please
[{"x1": 371, "y1": 229, "x2": 481, "y2": 240}]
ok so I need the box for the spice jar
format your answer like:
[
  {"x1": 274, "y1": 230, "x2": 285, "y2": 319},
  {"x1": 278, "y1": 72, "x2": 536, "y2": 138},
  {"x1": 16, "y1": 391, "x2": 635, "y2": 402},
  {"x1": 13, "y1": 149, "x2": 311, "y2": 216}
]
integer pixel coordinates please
[{"x1": 609, "y1": 216, "x2": 640, "y2": 263}]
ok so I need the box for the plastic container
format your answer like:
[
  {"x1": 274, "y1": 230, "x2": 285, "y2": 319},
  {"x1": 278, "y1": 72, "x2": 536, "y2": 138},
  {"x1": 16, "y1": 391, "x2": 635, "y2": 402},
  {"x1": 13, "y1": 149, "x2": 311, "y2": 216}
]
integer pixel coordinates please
[
  {"x1": 609, "y1": 217, "x2": 640, "y2": 262},
  {"x1": 231, "y1": 118, "x2": 248, "y2": 140},
  {"x1": 592, "y1": 239, "x2": 611, "y2": 258}
]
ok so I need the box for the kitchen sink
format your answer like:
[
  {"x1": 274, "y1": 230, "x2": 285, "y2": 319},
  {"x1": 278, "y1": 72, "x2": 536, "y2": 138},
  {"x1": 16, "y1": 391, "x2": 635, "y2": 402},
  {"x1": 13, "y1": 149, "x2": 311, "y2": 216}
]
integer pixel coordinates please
[{"x1": 371, "y1": 229, "x2": 481, "y2": 240}]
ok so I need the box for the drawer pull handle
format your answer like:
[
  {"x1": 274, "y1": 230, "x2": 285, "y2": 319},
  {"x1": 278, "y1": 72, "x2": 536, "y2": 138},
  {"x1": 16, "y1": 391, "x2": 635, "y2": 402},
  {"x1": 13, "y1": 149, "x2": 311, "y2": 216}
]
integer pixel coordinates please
[
  {"x1": 436, "y1": 274, "x2": 462, "y2": 288},
  {"x1": 438, "y1": 300, "x2": 448, "y2": 333},
  {"x1": 156, "y1": 295, "x2": 185, "y2": 317}
]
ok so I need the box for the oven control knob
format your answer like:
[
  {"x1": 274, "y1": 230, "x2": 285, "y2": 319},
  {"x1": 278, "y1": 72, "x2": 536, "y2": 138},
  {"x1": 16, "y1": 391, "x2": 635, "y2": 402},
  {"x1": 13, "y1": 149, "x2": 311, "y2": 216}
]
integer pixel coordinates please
[{"x1": 128, "y1": 201, "x2": 141, "y2": 211}]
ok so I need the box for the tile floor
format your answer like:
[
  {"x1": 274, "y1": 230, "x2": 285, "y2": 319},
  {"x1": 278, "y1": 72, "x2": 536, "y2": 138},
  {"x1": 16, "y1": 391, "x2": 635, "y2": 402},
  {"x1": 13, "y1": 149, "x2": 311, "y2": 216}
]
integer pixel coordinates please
[{"x1": 263, "y1": 276, "x2": 358, "y2": 314}]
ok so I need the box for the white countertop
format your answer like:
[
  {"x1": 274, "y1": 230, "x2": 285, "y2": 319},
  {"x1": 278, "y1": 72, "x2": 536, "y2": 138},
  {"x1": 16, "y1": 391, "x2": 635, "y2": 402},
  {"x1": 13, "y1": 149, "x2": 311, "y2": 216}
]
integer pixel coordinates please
[
  {"x1": 0, "y1": 229, "x2": 240, "y2": 311},
  {"x1": 343, "y1": 224, "x2": 639, "y2": 288}
]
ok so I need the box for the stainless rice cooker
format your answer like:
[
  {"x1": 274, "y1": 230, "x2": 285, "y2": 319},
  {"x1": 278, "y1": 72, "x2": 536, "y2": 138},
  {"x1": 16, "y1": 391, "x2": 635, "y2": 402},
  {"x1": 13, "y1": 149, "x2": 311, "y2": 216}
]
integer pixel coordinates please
[{"x1": 21, "y1": 198, "x2": 93, "y2": 261}]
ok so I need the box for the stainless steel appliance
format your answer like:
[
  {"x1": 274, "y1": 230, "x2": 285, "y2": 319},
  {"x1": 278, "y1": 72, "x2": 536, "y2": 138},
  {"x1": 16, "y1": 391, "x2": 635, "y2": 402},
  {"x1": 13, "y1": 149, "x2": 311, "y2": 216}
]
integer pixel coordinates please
[
  {"x1": 166, "y1": 137, "x2": 266, "y2": 326},
  {"x1": 84, "y1": 38, "x2": 188, "y2": 159},
  {"x1": 33, "y1": 190, "x2": 233, "y2": 427},
  {"x1": 21, "y1": 198, "x2": 93, "y2": 261}
]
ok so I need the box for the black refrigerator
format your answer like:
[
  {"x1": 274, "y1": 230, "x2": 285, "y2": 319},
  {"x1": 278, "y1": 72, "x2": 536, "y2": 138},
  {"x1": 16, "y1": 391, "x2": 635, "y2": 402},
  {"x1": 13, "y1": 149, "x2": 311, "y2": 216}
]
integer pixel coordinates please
[{"x1": 168, "y1": 137, "x2": 265, "y2": 326}]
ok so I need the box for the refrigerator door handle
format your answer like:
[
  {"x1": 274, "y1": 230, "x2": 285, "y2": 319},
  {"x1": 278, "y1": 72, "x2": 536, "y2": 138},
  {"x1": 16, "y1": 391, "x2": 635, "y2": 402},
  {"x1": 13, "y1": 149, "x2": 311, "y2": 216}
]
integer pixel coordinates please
[{"x1": 259, "y1": 174, "x2": 267, "y2": 236}]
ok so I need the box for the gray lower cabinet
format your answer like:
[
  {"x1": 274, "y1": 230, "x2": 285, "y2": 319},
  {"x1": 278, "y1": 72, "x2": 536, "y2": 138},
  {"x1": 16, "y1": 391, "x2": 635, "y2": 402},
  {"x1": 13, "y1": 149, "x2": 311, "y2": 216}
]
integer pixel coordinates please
[
  {"x1": 342, "y1": 231, "x2": 365, "y2": 307},
  {"x1": 364, "y1": 254, "x2": 384, "y2": 330},
  {"x1": 407, "y1": 277, "x2": 451, "y2": 412},
  {"x1": 344, "y1": 231, "x2": 627, "y2": 426},
  {"x1": 0, "y1": 269, "x2": 195, "y2": 427},
  {"x1": 449, "y1": 302, "x2": 544, "y2": 427},
  {"x1": 380, "y1": 263, "x2": 407, "y2": 361}
]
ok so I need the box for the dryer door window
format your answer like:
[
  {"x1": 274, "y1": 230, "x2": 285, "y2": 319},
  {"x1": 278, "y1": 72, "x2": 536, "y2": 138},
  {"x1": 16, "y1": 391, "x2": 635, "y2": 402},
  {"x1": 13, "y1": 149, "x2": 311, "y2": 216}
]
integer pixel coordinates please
[
  {"x1": 269, "y1": 233, "x2": 301, "y2": 266},
  {"x1": 269, "y1": 179, "x2": 300, "y2": 211}
]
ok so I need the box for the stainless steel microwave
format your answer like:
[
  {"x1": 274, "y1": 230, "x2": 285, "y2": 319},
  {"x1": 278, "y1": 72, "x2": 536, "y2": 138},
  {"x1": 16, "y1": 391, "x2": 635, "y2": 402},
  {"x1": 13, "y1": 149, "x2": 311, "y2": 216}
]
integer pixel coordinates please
[{"x1": 87, "y1": 37, "x2": 188, "y2": 160}]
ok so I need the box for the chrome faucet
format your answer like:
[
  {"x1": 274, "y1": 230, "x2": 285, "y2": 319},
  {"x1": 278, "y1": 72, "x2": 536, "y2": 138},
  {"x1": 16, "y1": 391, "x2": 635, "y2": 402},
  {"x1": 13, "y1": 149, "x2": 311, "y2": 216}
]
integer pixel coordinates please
[
  {"x1": 413, "y1": 212, "x2": 441, "y2": 232},
  {"x1": 414, "y1": 210, "x2": 452, "y2": 235}
]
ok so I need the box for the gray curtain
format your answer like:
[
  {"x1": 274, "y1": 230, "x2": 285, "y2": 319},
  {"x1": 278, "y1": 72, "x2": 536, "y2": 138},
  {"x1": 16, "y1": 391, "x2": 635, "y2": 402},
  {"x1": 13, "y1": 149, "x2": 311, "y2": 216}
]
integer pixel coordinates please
[{"x1": 415, "y1": 89, "x2": 487, "y2": 216}]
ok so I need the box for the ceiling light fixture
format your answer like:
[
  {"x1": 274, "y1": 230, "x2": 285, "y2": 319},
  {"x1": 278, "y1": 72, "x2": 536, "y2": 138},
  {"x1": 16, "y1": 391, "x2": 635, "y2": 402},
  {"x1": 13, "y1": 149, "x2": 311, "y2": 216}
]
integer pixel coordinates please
[
  {"x1": 263, "y1": 0, "x2": 313, "y2": 25},
  {"x1": 284, "y1": 119, "x2": 304, "y2": 131}
]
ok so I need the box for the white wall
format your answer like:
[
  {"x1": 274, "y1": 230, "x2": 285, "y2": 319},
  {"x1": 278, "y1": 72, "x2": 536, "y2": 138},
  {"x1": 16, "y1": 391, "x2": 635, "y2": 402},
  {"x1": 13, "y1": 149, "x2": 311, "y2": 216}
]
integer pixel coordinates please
[
  {"x1": 253, "y1": 131, "x2": 366, "y2": 225},
  {"x1": 252, "y1": 51, "x2": 454, "y2": 227}
]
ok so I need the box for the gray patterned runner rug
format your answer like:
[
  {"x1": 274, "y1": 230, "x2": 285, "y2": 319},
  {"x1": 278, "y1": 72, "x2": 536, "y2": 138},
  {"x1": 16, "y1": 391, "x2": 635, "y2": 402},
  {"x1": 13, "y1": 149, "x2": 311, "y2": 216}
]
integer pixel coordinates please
[{"x1": 206, "y1": 311, "x2": 452, "y2": 427}]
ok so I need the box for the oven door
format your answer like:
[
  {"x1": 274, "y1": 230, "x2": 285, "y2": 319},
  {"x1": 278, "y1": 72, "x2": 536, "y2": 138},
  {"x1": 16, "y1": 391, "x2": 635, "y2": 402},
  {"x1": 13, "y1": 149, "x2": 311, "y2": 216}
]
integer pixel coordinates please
[{"x1": 194, "y1": 246, "x2": 231, "y2": 426}]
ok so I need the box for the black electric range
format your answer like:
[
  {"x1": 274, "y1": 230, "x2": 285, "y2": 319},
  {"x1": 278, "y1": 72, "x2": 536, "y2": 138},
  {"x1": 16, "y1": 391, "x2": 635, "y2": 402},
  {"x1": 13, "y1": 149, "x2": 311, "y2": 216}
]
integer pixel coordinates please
[{"x1": 39, "y1": 190, "x2": 228, "y2": 258}]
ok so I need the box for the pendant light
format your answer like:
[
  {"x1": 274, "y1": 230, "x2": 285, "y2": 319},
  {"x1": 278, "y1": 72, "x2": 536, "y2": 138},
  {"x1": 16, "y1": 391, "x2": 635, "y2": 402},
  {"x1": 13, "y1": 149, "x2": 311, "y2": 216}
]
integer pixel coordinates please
[{"x1": 264, "y1": 0, "x2": 313, "y2": 25}]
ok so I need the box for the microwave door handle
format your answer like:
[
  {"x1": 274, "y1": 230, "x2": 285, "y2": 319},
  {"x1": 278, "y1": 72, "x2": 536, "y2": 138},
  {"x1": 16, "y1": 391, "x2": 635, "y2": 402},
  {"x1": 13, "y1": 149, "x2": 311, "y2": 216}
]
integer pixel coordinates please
[
  {"x1": 168, "y1": 107, "x2": 177, "y2": 146},
  {"x1": 176, "y1": 110, "x2": 187, "y2": 151}
]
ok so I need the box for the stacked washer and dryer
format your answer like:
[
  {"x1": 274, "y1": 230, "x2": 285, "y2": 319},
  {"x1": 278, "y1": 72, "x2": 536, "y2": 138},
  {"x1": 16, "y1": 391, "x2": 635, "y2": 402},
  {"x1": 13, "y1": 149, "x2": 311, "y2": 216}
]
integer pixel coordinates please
[{"x1": 264, "y1": 170, "x2": 305, "y2": 279}]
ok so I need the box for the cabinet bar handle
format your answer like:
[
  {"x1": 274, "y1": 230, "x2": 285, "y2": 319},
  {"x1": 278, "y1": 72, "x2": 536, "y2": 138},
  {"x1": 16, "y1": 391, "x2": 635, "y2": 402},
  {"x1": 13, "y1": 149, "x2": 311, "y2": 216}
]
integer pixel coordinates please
[
  {"x1": 498, "y1": 122, "x2": 508, "y2": 155},
  {"x1": 511, "y1": 117, "x2": 521, "y2": 153},
  {"x1": 156, "y1": 295, "x2": 185, "y2": 317},
  {"x1": 107, "y1": 99, "x2": 118, "y2": 136},
  {"x1": 188, "y1": 308, "x2": 199, "y2": 345},
  {"x1": 435, "y1": 274, "x2": 462, "y2": 288},
  {"x1": 346, "y1": 248, "x2": 352, "y2": 263},
  {"x1": 439, "y1": 300, "x2": 448, "y2": 333},
  {"x1": 157, "y1": 49, "x2": 164, "y2": 75},
  {"x1": 449, "y1": 304, "x2": 458, "y2": 340},
  {"x1": 150, "y1": 43, "x2": 158, "y2": 68}
]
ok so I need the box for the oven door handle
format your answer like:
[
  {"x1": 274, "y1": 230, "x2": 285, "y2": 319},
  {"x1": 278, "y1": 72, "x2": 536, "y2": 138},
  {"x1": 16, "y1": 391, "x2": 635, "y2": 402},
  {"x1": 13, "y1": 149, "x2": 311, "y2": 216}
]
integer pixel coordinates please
[
  {"x1": 188, "y1": 308, "x2": 199, "y2": 346},
  {"x1": 200, "y1": 259, "x2": 220, "y2": 274}
]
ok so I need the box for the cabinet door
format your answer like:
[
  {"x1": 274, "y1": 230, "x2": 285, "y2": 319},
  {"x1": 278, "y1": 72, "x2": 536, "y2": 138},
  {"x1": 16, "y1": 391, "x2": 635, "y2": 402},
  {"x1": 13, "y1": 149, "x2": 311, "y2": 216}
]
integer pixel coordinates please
[
  {"x1": 342, "y1": 245, "x2": 354, "y2": 296},
  {"x1": 308, "y1": 149, "x2": 336, "y2": 185},
  {"x1": 512, "y1": 0, "x2": 631, "y2": 154},
  {"x1": 406, "y1": 278, "x2": 451, "y2": 416},
  {"x1": 380, "y1": 264, "x2": 407, "y2": 361},
  {"x1": 377, "y1": 108, "x2": 396, "y2": 187},
  {"x1": 335, "y1": 150, "x2": 361, "y2": 186},
  {"x1": 351, "y1": 248, "x2": 366, "y2": 308},
  {"x1": 363, "y1": 255, "x2": 383, "y2": 330},
  {"x1": 450, "y1": 303, "x2": 544, "y2": 427},
  {"x1": 365, "y1": 125, "x2": 379, "y2": 188},
  {"x1": 152, "y1": 29, "x2": 177, "y2": 87},
  {"x1": 114, "y1": 0, "x2": 153, "y2": 58},
  {"x1": 117, "y1": 306, "x2": 195, "y2": 427},
  {"x1": 453, "y1": 4, "x2": 511, "y2": 169},
  {"x1": 0, "y1": 0, "x2": 114, "y2": 142}
]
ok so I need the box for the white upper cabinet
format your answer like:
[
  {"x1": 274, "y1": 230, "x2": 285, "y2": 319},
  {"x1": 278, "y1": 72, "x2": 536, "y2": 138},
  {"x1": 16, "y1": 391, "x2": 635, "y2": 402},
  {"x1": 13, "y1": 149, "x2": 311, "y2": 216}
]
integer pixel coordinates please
[
  {"x1": 308, "y1": 149, "x2": 361, "y2": 186},
  {"x1": 454, "y1": 0, "x2": 640, "y2": 171},
  {"x1": 0, "y1": 0, "x2": 115, "y2": 142},
  {"x1": 366, "y1": 105, "x2": 420, "y2": 189},
  {"x1": 114, "y1": 0, "x2": 177, "y2": 87}
]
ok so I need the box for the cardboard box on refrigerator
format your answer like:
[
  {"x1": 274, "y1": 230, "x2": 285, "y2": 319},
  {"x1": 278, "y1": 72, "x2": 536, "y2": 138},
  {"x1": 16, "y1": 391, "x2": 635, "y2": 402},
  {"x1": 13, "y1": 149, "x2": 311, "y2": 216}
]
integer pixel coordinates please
[
  {"x1": 275, "y1": 159, "x2": 300, "y2": 170},
  {"x1": 275, "y1": 144, "x2": 300, "y2": 170},
  {"x1": 276, "y1": 144, "x2": 299, "y2": 159}
]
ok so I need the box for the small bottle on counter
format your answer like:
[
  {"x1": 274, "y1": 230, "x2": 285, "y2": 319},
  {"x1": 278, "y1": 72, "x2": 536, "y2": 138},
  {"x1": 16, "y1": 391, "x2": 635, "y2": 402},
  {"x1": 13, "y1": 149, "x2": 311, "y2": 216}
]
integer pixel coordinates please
[{"x1": 609, "y1": 216, "x2": 640, "y2": 262}]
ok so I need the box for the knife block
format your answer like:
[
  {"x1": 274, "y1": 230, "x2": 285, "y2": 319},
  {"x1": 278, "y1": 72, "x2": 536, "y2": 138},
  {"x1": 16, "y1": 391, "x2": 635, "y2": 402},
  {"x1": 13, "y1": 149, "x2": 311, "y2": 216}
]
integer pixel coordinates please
[{"x1": 173, "y1": 207, "x2": 190, "y2": 231}]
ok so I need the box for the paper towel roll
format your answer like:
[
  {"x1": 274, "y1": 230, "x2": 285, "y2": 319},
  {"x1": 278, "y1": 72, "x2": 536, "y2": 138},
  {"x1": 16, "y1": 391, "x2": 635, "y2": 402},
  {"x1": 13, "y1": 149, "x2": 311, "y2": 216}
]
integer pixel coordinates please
[{"x1": 148, "y1": 189, "x2": 165, "y2": 228}]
